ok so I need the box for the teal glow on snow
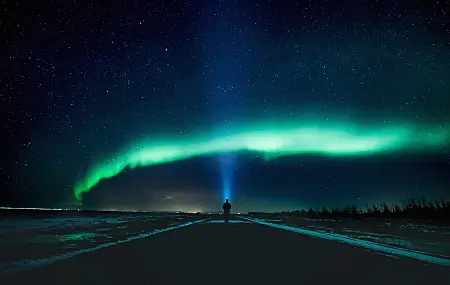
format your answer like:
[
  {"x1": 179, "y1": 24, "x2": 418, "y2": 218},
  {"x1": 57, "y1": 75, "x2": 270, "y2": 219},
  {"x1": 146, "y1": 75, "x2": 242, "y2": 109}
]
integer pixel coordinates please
[
  {"x1": 0, "y1": 219, "x2": 208, "y2": 276},
  {"x1": 74, "y1": 121, "x2": 450, "y2": 200}
]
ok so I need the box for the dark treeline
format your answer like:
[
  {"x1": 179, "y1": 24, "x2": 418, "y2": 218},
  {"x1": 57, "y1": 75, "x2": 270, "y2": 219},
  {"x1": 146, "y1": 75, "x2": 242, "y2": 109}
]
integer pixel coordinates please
[{"x1": 279, "y1": 197, "x2": 450, "y2": 220}]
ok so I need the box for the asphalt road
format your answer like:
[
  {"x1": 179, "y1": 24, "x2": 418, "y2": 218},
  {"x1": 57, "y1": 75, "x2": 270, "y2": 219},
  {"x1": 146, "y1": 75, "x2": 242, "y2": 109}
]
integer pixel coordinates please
[{"x1": 2, "y1": 219, "x2": 449, "y2": 285}]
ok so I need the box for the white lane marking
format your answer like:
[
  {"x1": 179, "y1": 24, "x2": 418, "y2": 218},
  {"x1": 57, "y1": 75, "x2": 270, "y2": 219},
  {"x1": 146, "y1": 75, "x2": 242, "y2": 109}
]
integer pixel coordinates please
[
  {"x1": 0, "y1": 219, "x2": 209, "y2": 276},
  {"x1": 207, "y1": 220, "x2": 250, "y2": 223},
  {"x1": 242, "y1": 217, "x2": 450, "y2": 267}
]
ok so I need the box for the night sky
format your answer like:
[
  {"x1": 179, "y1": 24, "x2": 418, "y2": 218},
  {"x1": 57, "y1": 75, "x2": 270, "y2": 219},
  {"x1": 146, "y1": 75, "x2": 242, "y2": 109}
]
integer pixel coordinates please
[{"x1": 2, "y1": 0, "x2": 450, "y2": 212}]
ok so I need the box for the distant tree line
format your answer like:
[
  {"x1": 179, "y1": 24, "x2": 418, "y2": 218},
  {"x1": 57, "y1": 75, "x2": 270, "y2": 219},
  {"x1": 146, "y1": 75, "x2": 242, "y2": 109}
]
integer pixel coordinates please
[{"x1": 278, "y1": 197, "x2": 450, "y2": 220}]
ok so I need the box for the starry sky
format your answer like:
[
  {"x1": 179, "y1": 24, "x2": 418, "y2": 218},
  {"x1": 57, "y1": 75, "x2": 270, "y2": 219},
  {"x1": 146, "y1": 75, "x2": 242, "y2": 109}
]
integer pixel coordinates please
[{"x1": 1, "y1": 0, "x2": 450, "y2": 212}]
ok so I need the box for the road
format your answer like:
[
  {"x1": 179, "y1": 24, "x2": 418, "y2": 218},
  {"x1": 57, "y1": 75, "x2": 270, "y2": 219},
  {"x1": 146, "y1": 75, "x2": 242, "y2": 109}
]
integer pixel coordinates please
[{"x1": 1, "y1": 219, "x2": 449, "y2": 285}]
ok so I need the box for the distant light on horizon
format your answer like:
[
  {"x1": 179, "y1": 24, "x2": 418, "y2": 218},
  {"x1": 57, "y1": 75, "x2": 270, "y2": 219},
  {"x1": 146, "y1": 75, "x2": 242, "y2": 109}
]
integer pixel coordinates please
[{"x1": 0, "y1": 206, "x2": 71, "y2": 211}]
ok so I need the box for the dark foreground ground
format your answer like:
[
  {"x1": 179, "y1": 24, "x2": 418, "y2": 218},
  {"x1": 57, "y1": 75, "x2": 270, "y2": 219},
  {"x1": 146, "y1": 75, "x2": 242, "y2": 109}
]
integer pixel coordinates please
[
  {"x1": 250, "y1": 214, "x2": 450, "y2": 256},
  {"x1": 2, "y1": 219, "x2": 450, "y2": 285}
]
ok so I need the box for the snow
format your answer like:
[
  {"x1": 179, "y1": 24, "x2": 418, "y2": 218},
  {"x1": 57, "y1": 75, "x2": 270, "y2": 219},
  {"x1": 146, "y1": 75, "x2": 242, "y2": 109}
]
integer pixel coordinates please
[
  {"x1": 242, "y1": 216, "x2": 450, "y2": 266},
  {"x1": 0, "y1": 218, "x2": 208, "y2": 275}
]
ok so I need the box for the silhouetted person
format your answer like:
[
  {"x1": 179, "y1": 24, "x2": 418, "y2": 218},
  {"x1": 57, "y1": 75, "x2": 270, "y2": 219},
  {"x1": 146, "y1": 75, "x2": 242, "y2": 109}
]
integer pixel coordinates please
[{"x1": 223, "y1": 199, "x2": 231, "y2": 223}]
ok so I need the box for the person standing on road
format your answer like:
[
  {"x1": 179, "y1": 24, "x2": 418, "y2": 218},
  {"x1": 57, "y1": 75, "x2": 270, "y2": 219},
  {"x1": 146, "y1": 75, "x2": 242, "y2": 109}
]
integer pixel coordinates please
[{"x1": 222, "y1": 199, "x2": 231, "y2": 223}]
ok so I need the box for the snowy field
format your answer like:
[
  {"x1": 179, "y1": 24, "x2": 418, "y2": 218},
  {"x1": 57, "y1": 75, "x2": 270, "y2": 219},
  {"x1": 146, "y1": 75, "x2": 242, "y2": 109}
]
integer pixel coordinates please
[
  {"x1": 0, "y1": 211, "x2": 207, "y2": 275},
  {"x1": 246, "y1": 215, "x2": 450, "y2": 258},
  {"x1": 2, "y1": 210, "x2": 449, "y2": 276}
]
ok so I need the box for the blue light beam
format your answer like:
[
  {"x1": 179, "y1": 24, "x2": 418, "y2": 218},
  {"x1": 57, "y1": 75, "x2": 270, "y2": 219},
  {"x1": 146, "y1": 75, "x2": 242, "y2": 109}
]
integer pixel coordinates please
[{"x1": 217, "y1": 153, "x2": 235, "y2": 202}]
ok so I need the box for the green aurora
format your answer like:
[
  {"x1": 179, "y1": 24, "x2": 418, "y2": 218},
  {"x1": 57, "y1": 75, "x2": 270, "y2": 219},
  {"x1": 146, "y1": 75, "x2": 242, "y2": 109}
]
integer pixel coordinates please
[{"x1": 74, "y1": 121, "x2": 450, "y2": 200}]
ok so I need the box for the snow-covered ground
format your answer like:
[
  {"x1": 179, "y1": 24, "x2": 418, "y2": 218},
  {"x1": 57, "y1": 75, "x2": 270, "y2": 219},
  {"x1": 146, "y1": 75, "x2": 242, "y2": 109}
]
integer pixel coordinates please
[
  {"x1": 245, "y1": 215, "x2": 450, "y2": 259},
  {"x1": 2, "y1": 212, "x2": 449, "y2": 275},
  {"x1": 0, "y1": 213, "x2": 207, "y2": 275}
]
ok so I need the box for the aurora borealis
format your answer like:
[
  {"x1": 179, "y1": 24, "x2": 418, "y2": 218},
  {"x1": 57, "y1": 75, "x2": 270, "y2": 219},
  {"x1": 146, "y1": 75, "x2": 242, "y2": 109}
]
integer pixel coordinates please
[
  {"x1": 2, "y1": 0, "x2": 450, "y2": 211},
  {"x1": 74, "y1": 121, "x2": 449, "y2": 200}
]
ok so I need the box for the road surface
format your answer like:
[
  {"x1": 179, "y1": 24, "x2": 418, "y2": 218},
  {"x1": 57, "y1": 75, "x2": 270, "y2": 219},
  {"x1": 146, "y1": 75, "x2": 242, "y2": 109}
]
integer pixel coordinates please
[{"x1": 2, "y1": 219, "x2": 449, "y2": 285}]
